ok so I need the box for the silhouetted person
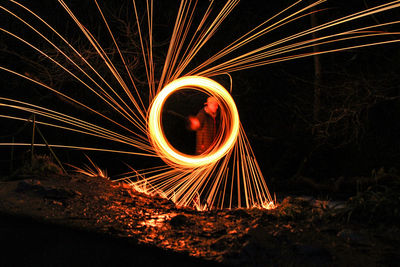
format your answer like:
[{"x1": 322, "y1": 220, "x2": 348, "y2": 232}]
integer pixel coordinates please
[{"x1": 188, "y1": 97, "x2": 219, "y2": 155}]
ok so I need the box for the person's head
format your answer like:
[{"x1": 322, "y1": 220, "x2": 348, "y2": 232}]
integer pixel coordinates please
[{"x1": 205, "y1": 96, "x2": 219, "y2": 113}]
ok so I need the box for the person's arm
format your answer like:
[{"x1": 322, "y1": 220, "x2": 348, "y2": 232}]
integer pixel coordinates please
[
  {"x1": 188, "y1": 110, "x2": 205, "y2": 131},
  {"x1": 188, "y1": 116, "x2": 200, "y2": 131}
]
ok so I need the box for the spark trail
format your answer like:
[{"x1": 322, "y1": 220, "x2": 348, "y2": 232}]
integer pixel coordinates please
[{"x1": 1, "y1": 0, "x2": 400, "y2": 210}]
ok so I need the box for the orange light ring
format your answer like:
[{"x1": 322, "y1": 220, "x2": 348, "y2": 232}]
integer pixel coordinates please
[{"x1": 148, "y1": 76, "x2": 240, "y2": 168}]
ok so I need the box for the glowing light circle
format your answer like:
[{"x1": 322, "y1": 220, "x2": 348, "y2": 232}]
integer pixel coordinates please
[{"x1": 148, "y1": 76, "x2": 240, "y2": 168}]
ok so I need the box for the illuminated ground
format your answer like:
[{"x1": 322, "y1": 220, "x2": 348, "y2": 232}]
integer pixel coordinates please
[{"x1": 1, "y1": 172, "x2": 399, "y2": 266}]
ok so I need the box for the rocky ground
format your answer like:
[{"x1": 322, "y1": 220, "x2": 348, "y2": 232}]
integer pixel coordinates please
[{"x1": 1, "y1": 172, "x2": 399, "y2": 266}]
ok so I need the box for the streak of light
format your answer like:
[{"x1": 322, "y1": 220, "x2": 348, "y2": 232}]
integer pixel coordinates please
[
  {"x1": 2, "y1": 0, "x2": 399, "y2": 210},
  {"x1": 2, "y1": 2, "x2": 147, "y2": 131},
  {"x1": 148, "y1": 76, "x2": 239, "y2": 167},
  {"x1": 0, "y1": 97, "x2": 153, "y2": 152},
  {"x1": 189, "y1": 1, "x2": 400, "y2": 76},
  {"x1": 67, "y1": 155, "x2": 108, "y2": 179},
  {"x1": 0, "y1": 143, "x2": 156, "y2": 157}
]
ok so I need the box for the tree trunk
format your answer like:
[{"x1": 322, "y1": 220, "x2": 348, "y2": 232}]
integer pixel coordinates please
[{"x1": 311, "y1": 12, "x2": 321, "y2": 124}]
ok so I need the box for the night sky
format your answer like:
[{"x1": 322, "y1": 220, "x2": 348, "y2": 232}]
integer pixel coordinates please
[{"x1": 1, "y1": 0, "x2": 400, "y2": 187}]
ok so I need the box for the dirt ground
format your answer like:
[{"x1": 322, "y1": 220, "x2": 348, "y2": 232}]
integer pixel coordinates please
[{"x1": 1, "y1": 173, "x2": 399, "y2": 266}]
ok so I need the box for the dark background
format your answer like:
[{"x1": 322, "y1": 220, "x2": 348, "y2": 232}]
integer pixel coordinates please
[{"x1": 1, "y1": 0, "x2": 399, "y2": 196}]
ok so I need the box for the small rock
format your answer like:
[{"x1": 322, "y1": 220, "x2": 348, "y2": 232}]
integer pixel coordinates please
[
  {"x1": 296, "y1": 195, "x2": 315, "y2": 202},
  {"x1": 15, "y1": 179, "x2": 41, "y2": 193},
  {"x1": 206, "y1": 228, "x2": 227, "y2": 238},
  {"x1": 229, "y1": 208, "x2": 252, "y2": 218},
  {"x1": 169, "y1": 214, "x2": 191, "y2": 228},
  {"x1": 210, "y1": 235, "x2": 232, "y2": 251},
  {"x1": 51, "y1": 200, "x2": 64, "y2": 206}
]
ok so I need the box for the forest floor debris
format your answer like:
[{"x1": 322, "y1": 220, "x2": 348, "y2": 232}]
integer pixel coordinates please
[{"x1": 1, "y1": 173, "x2": 399, "y2": 266}]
